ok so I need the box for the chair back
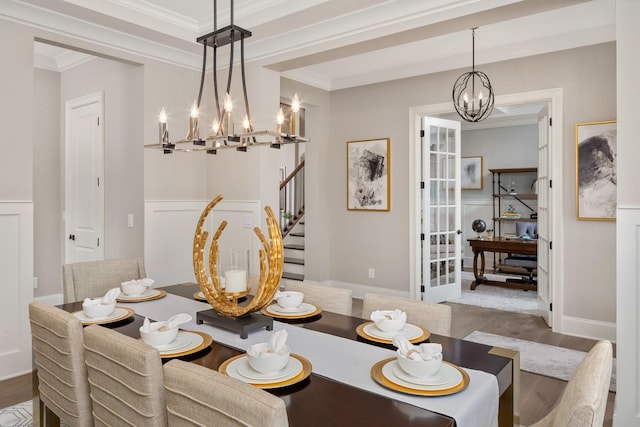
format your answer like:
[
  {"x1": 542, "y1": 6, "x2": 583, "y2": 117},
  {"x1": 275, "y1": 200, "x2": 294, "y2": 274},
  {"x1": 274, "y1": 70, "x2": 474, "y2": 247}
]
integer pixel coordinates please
[
  {"x1": 83, "y1": 324, "x2": 167, "y2": 427},
  {"x1": 63, "y1": 257, "x2": 146, "y2": 302},
  {"x1": 529, "y1": 340, "x2": 613, "y2": 427},
  {"x1": 163, "y1": 359, "x2": 288, "y2": 427},
  {"x1": 362, "y1": 293, "x2": 452, "y2": 336},
  {"x1": 284, "y1": 279, "x2": 353, "y2": 315},
  {"x1": 28, "y1": 301, "x2": 93, "y2": 427}
]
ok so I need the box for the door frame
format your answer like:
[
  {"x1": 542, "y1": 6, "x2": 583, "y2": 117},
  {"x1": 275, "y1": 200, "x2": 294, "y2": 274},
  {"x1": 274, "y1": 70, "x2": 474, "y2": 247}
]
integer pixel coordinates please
[
  {"x1": 64, "y1": 91, "x2": 105, "y2": 263},
  {"x1": 409, "y1": 88, "x2": 564, "y2": 331}
]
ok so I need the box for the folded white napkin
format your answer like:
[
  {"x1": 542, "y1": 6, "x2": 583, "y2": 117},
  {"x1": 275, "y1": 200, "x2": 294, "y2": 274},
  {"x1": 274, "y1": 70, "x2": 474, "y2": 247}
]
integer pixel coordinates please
[
  {"x1": 392, "y1": 336, "x2": 442, "y2": 361},
  {"x1": 83, "y1": 287, "x2": 121, "y2": 306},
  {"x1": 140, "y1": 313, "x2": 192, "y2": 333},
  {"x1": 247, "y1": 330, "x2": 289, "y2": 357},
  {"x1": 121, "y1": 277, "x2": 155, "y2": 288},
  {"x1": 370, "y1": 308, "x2": 407, "y2": 323}
]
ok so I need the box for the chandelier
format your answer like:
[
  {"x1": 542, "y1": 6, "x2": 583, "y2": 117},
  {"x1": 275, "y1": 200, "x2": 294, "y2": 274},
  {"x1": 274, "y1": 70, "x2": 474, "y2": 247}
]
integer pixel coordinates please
[
  {"x1": 147, "y1": 0, "x2": 308, "y2": 154},
  {"x1": 452, "y1": 28, "x2": 494, "y2": 122}
]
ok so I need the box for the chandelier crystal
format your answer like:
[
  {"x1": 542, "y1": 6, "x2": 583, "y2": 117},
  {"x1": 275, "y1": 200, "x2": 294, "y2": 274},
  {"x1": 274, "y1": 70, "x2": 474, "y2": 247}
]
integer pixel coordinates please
[
  {"x1": 146, "y1": 0, "x2": 309, "y2": 154},
  {"x1": 452, "y1": 28, "x2": 494, "y2": 122}
]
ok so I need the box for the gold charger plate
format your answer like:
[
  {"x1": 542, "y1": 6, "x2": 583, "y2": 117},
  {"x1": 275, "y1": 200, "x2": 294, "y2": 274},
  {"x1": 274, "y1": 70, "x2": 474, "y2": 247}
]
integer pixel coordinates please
[
  {"x1": 219, "y1": 353, "x2": 312, "y2": 389},
  {"x1": 72, "y1": 306, "x2": 135, "y2": 325},
  {"x1": 116, "y1": 289, "x2": 167, "y2": 303},
  {"x1": 356, "y1": 321, "x2": 430, "y2": 344},
  {"x1": 261, "y1": 303, "x2": 322, "y2": 319},
  {"x1": 158, "y1": 330, "x2": 213, "y2": 358},
  {"x1": 371, "y1": 358, "x2": 469, "y2": 396},
  {"x1": 193, "y1": 291, "x2": 206, "y2": 301}
]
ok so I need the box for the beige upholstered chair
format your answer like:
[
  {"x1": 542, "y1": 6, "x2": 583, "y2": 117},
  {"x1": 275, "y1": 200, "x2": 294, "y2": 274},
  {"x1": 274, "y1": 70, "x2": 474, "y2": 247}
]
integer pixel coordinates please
[
  {"x1": 63, "y1": 257, "x2": 146, "y2": 302},
  {"x1": 83, "y1": 324, "x2": 167, "y2": 426},
  {"x1": 28, "y1": 301, "x2": 93, "y2": 427},
  {"x1": 283, "y1": 279, "x2": 353, "y2": 315},
  {"x1": 529, "y1": 340, "x2": 613, "y2": 427},
  {"x1": 163, "y1": 359, "x2": 288, "y2": 427},
  {"x1": 362, "y1": 293, "x2": 452, "y2": 336}
]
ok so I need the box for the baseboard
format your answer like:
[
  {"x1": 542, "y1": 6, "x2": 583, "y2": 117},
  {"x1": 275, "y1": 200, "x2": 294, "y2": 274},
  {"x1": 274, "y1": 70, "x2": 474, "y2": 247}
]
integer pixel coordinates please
[
  {"x1": 34, "y1": 293, "x2": 63, "y2": 306},
  {"x1": 559, "y1": 315, "x2": 616, "y2": 343},
  {"x1": 325, "y1": 280, "x2": 411, "y2": 300}
]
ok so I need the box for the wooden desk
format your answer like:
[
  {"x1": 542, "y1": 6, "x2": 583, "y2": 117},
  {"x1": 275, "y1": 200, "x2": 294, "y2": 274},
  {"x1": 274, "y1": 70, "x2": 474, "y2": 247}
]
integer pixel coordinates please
[{"x1": 468, "y1": 237, "x2": 537, "y2": 291}]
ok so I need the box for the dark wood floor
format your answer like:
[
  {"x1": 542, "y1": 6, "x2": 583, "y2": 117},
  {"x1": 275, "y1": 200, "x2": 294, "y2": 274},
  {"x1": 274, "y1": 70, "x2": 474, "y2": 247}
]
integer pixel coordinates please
[{"x1": 3, "y1": 299, "x2": 615, "y2": 427}]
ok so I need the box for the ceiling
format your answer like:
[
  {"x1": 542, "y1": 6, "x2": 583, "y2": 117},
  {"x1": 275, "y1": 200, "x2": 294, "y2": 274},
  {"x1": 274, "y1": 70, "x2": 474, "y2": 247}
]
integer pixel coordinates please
[{"x1": 13, "y1": 0, "x2": 614, "y2": 90}]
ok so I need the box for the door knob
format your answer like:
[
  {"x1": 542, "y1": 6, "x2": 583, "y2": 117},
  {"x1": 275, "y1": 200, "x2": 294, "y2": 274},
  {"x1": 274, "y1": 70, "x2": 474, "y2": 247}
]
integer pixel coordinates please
[
  {"x1": 456, "y1": 229, "x2": 462, "y2": 234},
  {"x1": 68, "y1": 234, "x2": 76, "y2": 241}
]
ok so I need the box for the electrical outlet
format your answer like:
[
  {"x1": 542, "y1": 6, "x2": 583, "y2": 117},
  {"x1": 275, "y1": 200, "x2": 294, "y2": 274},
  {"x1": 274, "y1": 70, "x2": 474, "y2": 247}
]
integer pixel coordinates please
[
  {"x1": 33, "y1": 277, "x2": 38, "y2": 289},
  {"x1": 368, "y1": 268, "x2": 375, "y2": 279},
  {"x1": 128, "y1": 214, "x2": 134, "y2": 228}
]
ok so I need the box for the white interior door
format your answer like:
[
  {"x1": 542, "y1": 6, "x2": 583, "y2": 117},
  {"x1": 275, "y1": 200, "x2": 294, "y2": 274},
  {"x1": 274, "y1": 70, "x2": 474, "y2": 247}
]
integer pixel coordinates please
[
  {"x1": 65, "y1": 92, "x2": 104, "y2": 263},
  {"x1": 422, "y1": 116, "x2": 462, "y2": 303},
  {"x1": 536, "y1": 105, "x2": 552, "y2": 326}
]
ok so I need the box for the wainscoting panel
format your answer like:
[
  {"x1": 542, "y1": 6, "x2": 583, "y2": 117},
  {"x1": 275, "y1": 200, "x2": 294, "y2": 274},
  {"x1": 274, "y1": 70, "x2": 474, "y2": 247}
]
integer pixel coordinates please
[
  {"x1": 0, "y1": 202, "x2": 33, "y2": 380},
  {"x1": 462, "y1": 200, "x2": 493, "y2": 267},
  {"x1": 145, "y1": 200, "x2": 262, "y2": 287}
]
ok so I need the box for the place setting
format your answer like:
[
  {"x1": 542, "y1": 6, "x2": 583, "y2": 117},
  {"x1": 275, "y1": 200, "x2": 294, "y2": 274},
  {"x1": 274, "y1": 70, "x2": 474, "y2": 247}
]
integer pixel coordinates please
[
  {"x1": 371, "y1": 336, "x2": 470, "y2": 396},
  {"x1": 261, "y1": 290, "x2": 322, "y2": 320},
  {"x1": 138, "y1": 313, "x2": 213, "y2": 358},
  {"x1": 116, "y1": 278, "x2": 167, "y2": 302},
  {"x1": 72, "y1": 288, "x2": 135, "y2": 325},
  {"x1": 219, "y1": 330, "x2": 312, "y2": 389},
  {"x1": 356, "y1": 309, "x2": 430, "y2": 344}
]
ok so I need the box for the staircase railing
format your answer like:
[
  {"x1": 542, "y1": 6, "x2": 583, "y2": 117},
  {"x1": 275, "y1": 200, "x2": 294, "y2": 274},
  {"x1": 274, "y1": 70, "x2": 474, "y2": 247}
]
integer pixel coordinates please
[{"x1": 280, "y1": 160, "x2": 305, "y2": 236}]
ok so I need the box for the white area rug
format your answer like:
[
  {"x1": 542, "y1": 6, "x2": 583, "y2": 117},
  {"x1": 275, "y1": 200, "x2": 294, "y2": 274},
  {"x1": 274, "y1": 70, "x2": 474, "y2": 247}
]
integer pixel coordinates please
[
  {"x1": 463, "y1": 331, "x2": 616, "y2": 392},
  {"x1": 0, "y1": 400, "x2": 31, "y2": 427},
  {"x1": 449, "y1": 273, "x2": 547, "y2": 317}
]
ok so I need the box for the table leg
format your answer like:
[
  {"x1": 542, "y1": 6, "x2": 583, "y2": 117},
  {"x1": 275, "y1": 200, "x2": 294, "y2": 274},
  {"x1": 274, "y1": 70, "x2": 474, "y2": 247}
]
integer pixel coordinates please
[{"x1": 471, "y1": 250, "x2": 485, "y2": 290}]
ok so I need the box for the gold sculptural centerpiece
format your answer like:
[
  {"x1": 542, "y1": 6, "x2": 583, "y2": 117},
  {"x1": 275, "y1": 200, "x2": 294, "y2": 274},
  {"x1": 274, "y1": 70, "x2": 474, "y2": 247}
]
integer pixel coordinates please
[{"x1": 193, "y1": 195, "x2": 283, "y2": 321}]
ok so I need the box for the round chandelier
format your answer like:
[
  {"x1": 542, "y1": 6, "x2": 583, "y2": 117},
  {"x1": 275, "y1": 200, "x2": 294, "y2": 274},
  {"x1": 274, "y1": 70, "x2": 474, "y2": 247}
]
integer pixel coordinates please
[{"x1": 452, "y1": 28, "x2": 494, "y2": 122}]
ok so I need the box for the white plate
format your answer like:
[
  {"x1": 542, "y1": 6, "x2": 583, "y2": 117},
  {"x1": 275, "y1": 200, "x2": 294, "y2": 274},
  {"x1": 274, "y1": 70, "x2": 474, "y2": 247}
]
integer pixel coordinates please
[
  {"x1": 227, "y1": 357, "x2": 302, "y2": 384},
  {"x1": 156, "y1": 331, "x2": 204, "y2": 356},
  {"x1": 391, "y1": 363, "x2": 451, "y2": 386},
  {"x1": 73, "y1": 307, "x2": 131, "y2": 323},
  {"x1": 382, "y1": 361, "x2": 463, "y2": 391},
  {"x1": 117, "y1": 289, "x2": 160, "y2": 301},
  {"x1": 267, "y1": 303, "x2": 316, "y2": 315},
  {"x1": 363, "y1": 323, "x2": 424, "y2": 340}
]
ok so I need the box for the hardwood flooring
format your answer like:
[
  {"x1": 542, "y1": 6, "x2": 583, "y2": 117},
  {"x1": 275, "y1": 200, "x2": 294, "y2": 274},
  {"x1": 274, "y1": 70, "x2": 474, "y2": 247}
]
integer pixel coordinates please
[{"x1": 2, "y1": 300, "x2": 615, "y2": 427}]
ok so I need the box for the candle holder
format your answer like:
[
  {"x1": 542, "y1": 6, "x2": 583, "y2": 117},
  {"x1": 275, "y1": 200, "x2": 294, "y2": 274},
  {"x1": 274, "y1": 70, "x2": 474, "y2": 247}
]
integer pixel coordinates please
[{"x1": 193, "y1": 195, "x2": 282, "y2": 337}]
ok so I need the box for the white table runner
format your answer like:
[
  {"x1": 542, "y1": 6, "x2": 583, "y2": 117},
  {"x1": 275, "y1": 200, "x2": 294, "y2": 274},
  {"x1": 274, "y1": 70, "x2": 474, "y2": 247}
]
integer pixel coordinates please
[{"x1": 120, "y1": 293, "x2": 499, "y2": 427}]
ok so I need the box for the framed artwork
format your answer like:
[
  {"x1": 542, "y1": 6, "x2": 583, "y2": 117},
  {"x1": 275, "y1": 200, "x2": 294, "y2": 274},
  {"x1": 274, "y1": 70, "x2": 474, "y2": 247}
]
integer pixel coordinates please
[
  {"x1": 347, "y1": 138, "x2": 390, "y2": 211},
  {"x1": 461, "y1": 156, "x2": 483, "y2": 190},
  {"x1": 575, "y1": 120, "x2": 617, "y2": 221}
]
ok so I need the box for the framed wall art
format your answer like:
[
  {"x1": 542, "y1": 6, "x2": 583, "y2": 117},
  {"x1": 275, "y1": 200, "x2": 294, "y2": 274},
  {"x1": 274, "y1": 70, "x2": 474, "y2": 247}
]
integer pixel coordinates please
[
  {"x1": 347, "y1": 138, "x2": 390, "y2": 211},
  {"x1": 575, "y1": 120, "x2": 617, "y2": 221},
  {"x1": 461, "y1": 156, "x2": 483, "y2": 190}
]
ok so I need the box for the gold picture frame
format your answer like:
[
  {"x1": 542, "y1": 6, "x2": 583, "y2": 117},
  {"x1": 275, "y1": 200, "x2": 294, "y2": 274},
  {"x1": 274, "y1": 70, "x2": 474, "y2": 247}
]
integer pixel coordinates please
[
  {"x1": 461, "y1": 156, "x2": 483, "y2": 190},
  {"x1": 575, "y1": 120, "x2": 617, "y2": 221},
  {"x1": 347, "y1": 138, "x2": 390, "y2": 211}
]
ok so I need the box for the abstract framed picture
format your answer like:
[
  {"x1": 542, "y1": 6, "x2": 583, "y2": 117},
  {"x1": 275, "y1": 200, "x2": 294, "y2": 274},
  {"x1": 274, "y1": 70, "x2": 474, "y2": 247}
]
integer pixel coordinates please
[
  {"x1": 461, "y1": 156, "x2": 483, "y2": 190},
  {"x1": 575, "y1": 120, "x2": 617, "y2": 221},
  {"x1": 347, "y1": 138, "x2": 390, "y2": 211}
]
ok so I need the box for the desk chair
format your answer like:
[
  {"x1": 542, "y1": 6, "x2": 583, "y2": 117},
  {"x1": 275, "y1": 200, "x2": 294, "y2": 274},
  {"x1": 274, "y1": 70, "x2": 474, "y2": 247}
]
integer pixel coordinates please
[
  {"x1": 83, "y1": 325, "x2": 167, "y2": 426},
  {"x1": 163, "y1": 359, "x2": 288, "y2": 427},
  {"x1": 529, "y1": 340, "x2": 612, "y2": 426},
  {"x1": 283, "y1": 279, "x2": 353, "y2": 315},
  {"x1": 28, "y1": 301, "x2": 93, "y2": 427},
  {"x1": 63, "y1": 257, "x2": 146, "y2": 303},
  {"x1": 504, "y1": 221, "x2": 538, "y2": 285},
  {"x1": 362, "y1": 293, "x2": 452, "y2": 336}
]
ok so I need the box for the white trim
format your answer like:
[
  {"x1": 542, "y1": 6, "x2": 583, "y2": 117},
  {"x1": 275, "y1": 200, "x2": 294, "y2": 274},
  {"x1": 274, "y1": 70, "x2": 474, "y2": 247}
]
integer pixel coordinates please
[
  {"x1": 558, "y1": 315, "x2": 616, "y2": 343},
  {"x1": 326, "y1": 280, "x2": 411, "y2": 300},
  {"x1": 34, "y1": 293, "x2": 64, "y2": 306},
  {"x1": 409, "y1": 88, "x2": 565, "y2": 333}
]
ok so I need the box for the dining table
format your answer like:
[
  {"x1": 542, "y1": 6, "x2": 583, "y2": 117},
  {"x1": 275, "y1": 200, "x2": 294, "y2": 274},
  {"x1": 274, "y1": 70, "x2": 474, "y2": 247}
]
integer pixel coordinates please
[{"x1": 59, "y1": 282, "x2": 516, "y2": 427}]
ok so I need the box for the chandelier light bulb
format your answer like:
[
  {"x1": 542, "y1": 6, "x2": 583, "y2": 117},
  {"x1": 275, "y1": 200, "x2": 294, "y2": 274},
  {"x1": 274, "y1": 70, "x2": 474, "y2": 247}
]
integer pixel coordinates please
[
  {"x1": 212, "y1": 118, "x2": 220, "y2": 134},
  {"x1": 190, "y1": 101, "x2": 199, "y2": 118},
  {"x1": 242, "y1": 115, "x2": 250, "y2": 131},
  {"x1": 224, "y1": 93, "x2": 233, "y2": 112},
  {"x1": 291, "y1": 93, "x2": 300, "y2": 113},
  {"x1": 159, "y1": 107, "x2": 167, "y2": 124}
]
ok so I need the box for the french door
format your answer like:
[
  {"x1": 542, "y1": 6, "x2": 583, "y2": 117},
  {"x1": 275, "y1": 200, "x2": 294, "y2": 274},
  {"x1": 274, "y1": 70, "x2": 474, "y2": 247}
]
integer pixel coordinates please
[
  {"x1": 536, "y1": 105, "x2": 552, "y2": 326},
  {"x1": 421, "y1": 117, "x2": 462, "y2": 302}
]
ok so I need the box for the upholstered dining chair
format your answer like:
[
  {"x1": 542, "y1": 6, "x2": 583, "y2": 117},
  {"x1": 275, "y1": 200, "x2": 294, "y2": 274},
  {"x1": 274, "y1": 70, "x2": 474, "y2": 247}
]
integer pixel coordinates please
[
  {"x1": 28, "y1": 301, "x2": 93, "y2": 427},
  {"x1": 528, "y1": 340, "x2": 613, "y2": 427},
  {"x1": 283, "y1": 279, "x2": 353, "y2": 315},
  {"x1": 361, "y1": 293, "x2": 453, "y2": 336},
  {"x1": 163, "y1": 359, "x2": 289, "y2": 427},
  {"x1": 63, "y1": 257, "x2": 146, "y2": 302},
  {"x1": 83, "y1": 324, "x2": 167, "y2": 426}
]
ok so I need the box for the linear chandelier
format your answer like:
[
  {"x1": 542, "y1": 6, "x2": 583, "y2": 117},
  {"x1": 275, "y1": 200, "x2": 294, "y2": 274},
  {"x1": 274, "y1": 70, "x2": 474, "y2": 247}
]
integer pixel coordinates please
[
  {"x1": 146, "y1": 0, "x2": 308, "y2": 154},
  {"x1": 452, "y1": 28, "x2": 494, "y2": 122}
]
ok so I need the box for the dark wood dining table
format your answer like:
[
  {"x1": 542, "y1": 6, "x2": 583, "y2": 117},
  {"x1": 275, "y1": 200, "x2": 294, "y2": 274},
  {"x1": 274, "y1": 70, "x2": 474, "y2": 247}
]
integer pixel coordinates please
[{"x1": 59, "y1": 283, "x2": 516, "y2": 427}]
